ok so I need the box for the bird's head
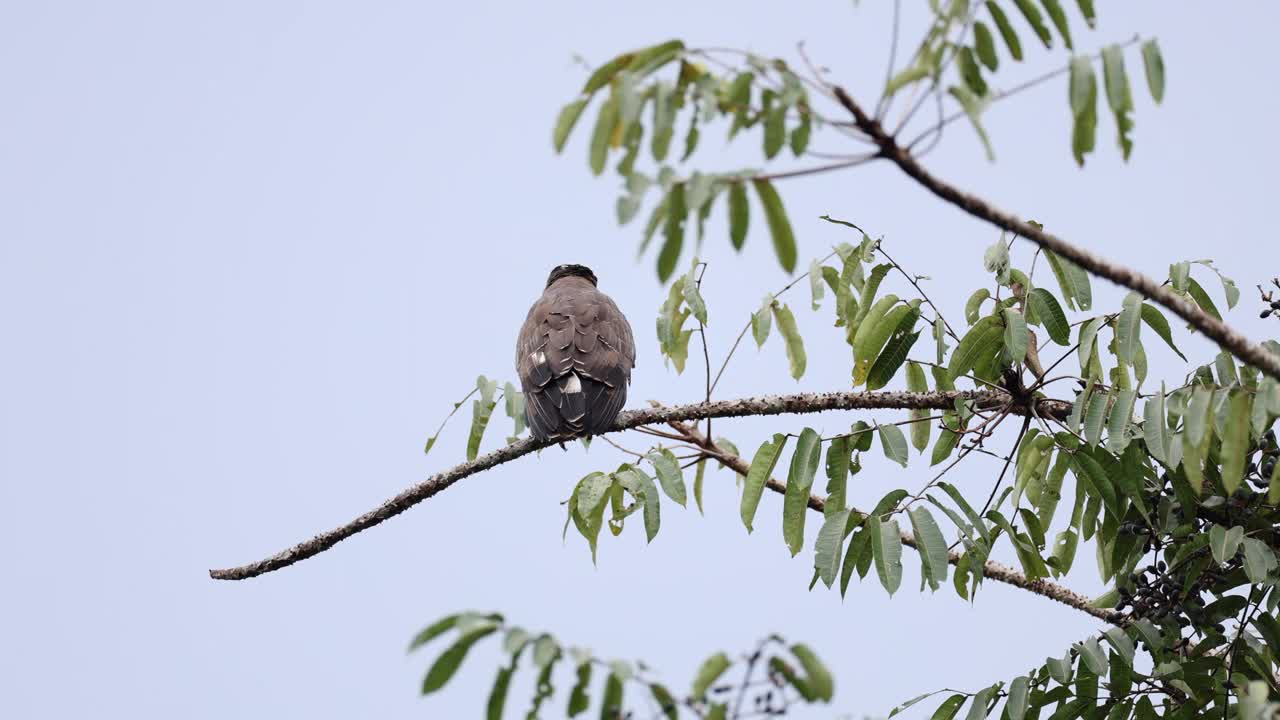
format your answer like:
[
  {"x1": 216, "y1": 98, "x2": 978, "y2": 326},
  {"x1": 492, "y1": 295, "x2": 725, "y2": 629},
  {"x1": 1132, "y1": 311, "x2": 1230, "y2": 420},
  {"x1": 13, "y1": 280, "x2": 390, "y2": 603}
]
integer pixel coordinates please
[{"x1": 546, "y1": 264, "x2": 598, "y2": 288}]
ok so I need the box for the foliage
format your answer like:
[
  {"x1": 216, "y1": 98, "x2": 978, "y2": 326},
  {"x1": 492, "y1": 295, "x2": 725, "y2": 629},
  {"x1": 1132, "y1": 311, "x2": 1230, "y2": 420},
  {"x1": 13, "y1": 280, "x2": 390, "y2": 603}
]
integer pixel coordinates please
[
  {"x1": 409, "y1": 612, "x2": 832, "y2": 719},
  {"x1": 397, "y1": 4, "x2": 1280, "y2": 718},
  {"x1": 551, "y1": 2, "x2": 1163, "y2": 280}
]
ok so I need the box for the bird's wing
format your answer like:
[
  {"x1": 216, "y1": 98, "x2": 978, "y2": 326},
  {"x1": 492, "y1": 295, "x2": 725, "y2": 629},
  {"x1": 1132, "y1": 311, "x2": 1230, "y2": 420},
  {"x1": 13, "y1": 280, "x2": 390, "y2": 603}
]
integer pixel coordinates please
[{"x1": 518, "y1": 282, "x2": 634, "y2": 439}]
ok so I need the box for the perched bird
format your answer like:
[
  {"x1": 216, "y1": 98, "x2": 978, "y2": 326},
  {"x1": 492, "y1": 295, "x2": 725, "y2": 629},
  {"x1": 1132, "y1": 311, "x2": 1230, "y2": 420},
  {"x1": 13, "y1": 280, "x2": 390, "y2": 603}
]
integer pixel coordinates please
[{"x1": 516, "y1": 264, "x2": 635, "y2": 442}]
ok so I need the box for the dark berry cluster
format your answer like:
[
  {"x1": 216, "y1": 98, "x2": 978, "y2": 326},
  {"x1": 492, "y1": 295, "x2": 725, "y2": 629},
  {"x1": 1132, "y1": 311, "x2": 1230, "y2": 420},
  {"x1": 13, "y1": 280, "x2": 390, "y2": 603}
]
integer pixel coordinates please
[
  {"x1": 1258, "y1": 278, "x2": 1280, "y2": 320},
  {"x1": 1251, "y1": 429, "x2": 1278, "y2": 488}
]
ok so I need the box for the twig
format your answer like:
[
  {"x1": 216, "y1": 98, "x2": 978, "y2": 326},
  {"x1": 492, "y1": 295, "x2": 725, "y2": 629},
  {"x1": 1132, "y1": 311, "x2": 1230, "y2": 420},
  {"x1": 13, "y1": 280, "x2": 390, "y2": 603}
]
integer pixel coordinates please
[
  {"x1": 874, "y1": 0, "x2": 904, "y2": 120},
  {"x1": 709, "y1": 249, "x2": 841, "y2": 394},
  {"x1": 831, "y1": 85, "x2": 1280, "y2": 382},
  {"x1": 422, "y1": 386, "x2": 479, "y2": 452},
  {"x1": 670, "y1": 419, "x2": 1121, "y2": 624},
  {"x1": 905, "y1": 36, "x2": 1144, "y2": 151},
  {"x1": 210, "y1": 389, "x2": 1063, "y2": 580}
]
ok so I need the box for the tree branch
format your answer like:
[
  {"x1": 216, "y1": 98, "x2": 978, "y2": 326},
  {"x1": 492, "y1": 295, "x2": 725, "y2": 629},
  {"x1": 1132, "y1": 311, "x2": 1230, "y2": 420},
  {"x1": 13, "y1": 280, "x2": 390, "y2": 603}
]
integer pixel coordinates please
[
  {"x1": 830, "y1": 86, "x2": 1280, "y2": 382},
  {"x1": 671, "y1": 420, "x2": 1122, "y2": 625},
  {"x1": 210, "y1": 389, "x2": 1066, "y2": 581}
]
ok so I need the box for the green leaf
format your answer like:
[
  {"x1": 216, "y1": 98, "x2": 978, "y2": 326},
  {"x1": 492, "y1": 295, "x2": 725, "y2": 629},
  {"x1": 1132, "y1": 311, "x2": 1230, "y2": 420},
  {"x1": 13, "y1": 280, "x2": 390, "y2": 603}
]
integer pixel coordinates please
[
  {"x1": 408, "y1": 614, "x2": 460, "y2": 652},
  {"x1": 934, "y1": 313, "x2": 949, "y2": 364},
  {"x1": 1186, "y1": 277, "x2": 1222, "y2": 320},
  {"x1": 965, "y1": 288, "x2": 991, "y2": 325},
  {"x1": 1078, "y1": 317, "x2": 1103, "y2": 372},
  {"x1": 973, "y1": 21, "x2": 999, "y2": 70},
  {"x1": 567, "y1": 662, "x2": 592, "y2": 716},
  {"x1": 964, "y1": 686, "x2": 994, "y2": 720},
  {"x1": 1027, "y1": 288, "x2": 1070, "y2": 345},
  {"x1": 1102, "y1": 626, "x2": 1136, "y2": 667},
  {"x1": 657, "y1": 183, "x2": 687, "y2": 282},
  {"x1": 790, "y1": 644, "x2": 834, "y2": 702},
  {"x1": 884, "y1": 63, "x2": 932, "y2": 98},
  {"x1": 619, "y1": 468, "x2": 661, "y2": 542},
  {"x1": 554, "y1": 99, "x2": 590, "y2": 153},
  {"x1": 582, "y1": 53, "x2": 633, "y2": 95},
  {"x1": 909, "y1": 506, "x2": 950, "y2": 591},
  {"x1": 772, "y1": 302, "x2": 807, "y2": 379},
  {"x1": 809, "y1": 259, "x2": 825, "y2": 310},
  {"x1": 693, "y1": 458, "x2": 706, "y2": 515},
  {"x1": 1040, "y1": 0, "x2": 1073, "y2": 49},
  {"x1": 824, "y1": 435, "x2": 851, "y2": 516},
  {"x1": 503, "y1": 381, "x2": 526, "y2": 441},
  {"x1": 728, "y1": 182, "x2": 749, "y2": 251},
  {"x1": 1012, "y1": 0, "x2": 1052, "y2": 47},
  {"x1": 1076, "y1": 637, "x2": 1108, "y2": 675},
  {"x1": 763, "y1": 98, "x2": 786, "y2": 159},
  {"x1": 1047, "y1": 250, "x2": 1093, "y2": 310},
  {"x1": 588, "y1": 94, "x2": 618, "y2": 176},
  {"x1": 932, "y1": 694, "x2": 968, "y2": 720},
  {"x1": 1271, "y1": 453, "x2": 1280, "y2": 505},
  {"x1": 741, "y1": 434, "x2": 788, "y2": 532},
  {"x1": 485, "y1": 664, "x2": 514, "y2": 720},
  {"x1": 853, "y1": 294, "x2": 903, "y2": 384},
  {"x1": 783, "y1": 427, "x2": 822, "y2": 556},
  {"x1": 650, "y1": 82, "x2": 675, "y2": 161},
  {"x1": 650, "y1": 683, "x2": 678, "y2": 720},
  {"x1": 907, "y1": 362, "x2": 932, "y2": 451},
  {"x1": 691, "y1": 652, "x2": 731, "y2": 698},
  {"x1": 957, "y1": 47, "x2": 988, "y2": 97},
  {"x1": 1083, "y1": 390, "x2": 1108, "y2": 447},
  {"x1": 986, "y1": 2, "x2": 1024, "y2": 61},
  {"x1": 1219, "y1": 389, "x2": 1252, "y2": 495},
  {"x1": 1007, "y1": 676, "x2": 1029, "y2": 720},
  {"x1": 790, "y1": 112, "x2": 812, "y2": 156},
  {"x1": 600, "y1": 672, "x2": 624, "y2": 720},
  {"x1": 752, "y1": 179, "x2": 797, "y2": 273},
  {"x1": 649, "y1": 448, "x2": 687, "y2": 506},
  {"x1": 1209, "y1": 524, "x2": 1243, "y2": 565},
  {"x1": 949, "y1": 315, "x2": 1003, "y2": 382},
  {"x1": 948, "y1": 86, "x2": 995, "y2": 162},
  {"x1": 467, "y1": 376, "x2": 499, "y2": 461},
  {"x1": 1141, "y1": 39, "x2": 1165, "y2": 104},
  {"x1": 1003, "y1": 308, "x2": 1028, "y2": 362},
  {"x1": 1139, "y1": 304, "x2": 1185, "y2": 360},
  {"x1": 1075, "y1": 0, "x2": 1096, "y2": 26},
  {"x1": 816, "y1": 508, "x2": 851, "y2": 588},
  {"x1": 1115, "y1": 292, "x2": 1143, "y2": 365},
  {"x1": 705, "y1": 704, "x2": 727, "y2": 720},
  {"x1": 1142, "y1": 389, "x2": 1168, "y2": 465},
  {"x1": 680, "y1": 271, "x2": 708, "y2": 328},
  {"x1": 1101, "y1": 44, "x2": 1135, "y2": 159},
  {"x1": 1254, "y1": 613, "x2": 1280, "y2": 662},
  {"x1": 871, "y1": 515, "x2": 904, "y2": 595},
  {"x1": 752, "y1": 296, "x2": 773, "y2": 348},
  {"x1": 422, "y1": 626, "x2": 498, "y2": 694},
  {"x1": 879, "y1": 424, "x2": 910, "y2": 468},
  {"x1": 866, "y1": 311, "x2": 922, "y2": 390},
  {"x1": 1106, "y1": 389, "x2": 1135, "y2": 454}
]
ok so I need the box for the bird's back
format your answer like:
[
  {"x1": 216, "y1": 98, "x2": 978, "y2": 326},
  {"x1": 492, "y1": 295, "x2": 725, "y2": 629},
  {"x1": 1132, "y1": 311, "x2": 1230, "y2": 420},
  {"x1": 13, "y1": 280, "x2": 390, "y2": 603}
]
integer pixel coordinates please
[{"x1": 516, "y1": 277, "x2": 634, "y2": 440}]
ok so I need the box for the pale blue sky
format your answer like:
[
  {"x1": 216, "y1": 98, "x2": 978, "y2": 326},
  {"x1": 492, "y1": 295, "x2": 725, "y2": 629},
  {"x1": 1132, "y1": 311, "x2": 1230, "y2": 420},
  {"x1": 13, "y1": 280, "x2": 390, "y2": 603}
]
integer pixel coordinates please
[{"x1": 2, "y1": 2, "x2": 1278, "y2": 718}]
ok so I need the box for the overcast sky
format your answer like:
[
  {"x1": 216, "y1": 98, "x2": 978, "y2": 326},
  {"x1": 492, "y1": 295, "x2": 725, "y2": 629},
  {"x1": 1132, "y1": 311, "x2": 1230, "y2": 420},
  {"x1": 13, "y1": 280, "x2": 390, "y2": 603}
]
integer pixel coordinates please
[{"x1": 3, "y1": 2, "x2": 1278, "y2": 718}]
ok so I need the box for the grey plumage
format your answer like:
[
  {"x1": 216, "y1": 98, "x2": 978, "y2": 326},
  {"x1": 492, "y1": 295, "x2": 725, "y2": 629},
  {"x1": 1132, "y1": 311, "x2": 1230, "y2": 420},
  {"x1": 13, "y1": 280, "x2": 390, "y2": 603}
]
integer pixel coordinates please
[{"x1": 516, "y1": 264, "x2": 635, "y2": 441}]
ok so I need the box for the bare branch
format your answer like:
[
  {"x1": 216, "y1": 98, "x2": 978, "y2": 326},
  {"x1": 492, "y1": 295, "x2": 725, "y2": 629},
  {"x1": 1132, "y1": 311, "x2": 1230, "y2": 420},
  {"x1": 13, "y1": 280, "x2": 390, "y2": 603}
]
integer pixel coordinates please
[
  {"x1": 831, "y1": 86, "x2": 1280, "y2": 382},
  {"x1": 210, "y1": 389, "x2": 1065, "y2": 581}
]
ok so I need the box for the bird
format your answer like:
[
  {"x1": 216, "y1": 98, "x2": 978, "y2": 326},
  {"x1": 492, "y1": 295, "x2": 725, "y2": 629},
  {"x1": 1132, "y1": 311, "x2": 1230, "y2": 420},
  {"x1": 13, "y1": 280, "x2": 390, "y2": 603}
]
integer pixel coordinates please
[{"x1": 516, "y1": 264, "x2": 635, "y2": 442}]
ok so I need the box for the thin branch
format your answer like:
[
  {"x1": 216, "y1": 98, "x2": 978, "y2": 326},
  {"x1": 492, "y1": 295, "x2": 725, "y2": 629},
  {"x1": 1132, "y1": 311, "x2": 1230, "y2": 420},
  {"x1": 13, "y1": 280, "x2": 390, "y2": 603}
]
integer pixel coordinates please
[
  {"x1": 874, "y1": 0, "x2": 904, "y2": 120},
  {"x1": 905, "y1": 36, "x2": 1143, "y2": 151},
  {"x1": 709, "y1": 249, "x2": 841, "y2": 394},
  {"x1": 670, "y1": 419, "x2": 1121, "y2": 625},
  {"x1": 211, "y1": 390, "x2": 1064, "y2": 580},
  {"x1": 878, "y1": 243, "x2": 961, "y2": 341},
  {"x1": 830, "y1": 85, "x2": 1280, "y2": 382}
]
